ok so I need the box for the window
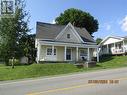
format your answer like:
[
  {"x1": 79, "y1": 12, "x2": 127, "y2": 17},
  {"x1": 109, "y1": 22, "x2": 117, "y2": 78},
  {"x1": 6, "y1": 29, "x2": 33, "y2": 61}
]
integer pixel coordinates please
[
  {"x1": 80, "y1": 50, "x2": 87, "y2": 57},
  {"x1": 67, "y1": 34, "x2": 70, "y2": 39},
  {"x1": 47, "y1": 48, "x2": 56, "y2": 55}
]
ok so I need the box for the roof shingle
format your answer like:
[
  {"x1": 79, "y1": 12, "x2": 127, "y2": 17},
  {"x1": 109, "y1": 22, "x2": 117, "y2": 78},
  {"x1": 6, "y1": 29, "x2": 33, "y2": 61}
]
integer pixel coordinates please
[{"x1": 36, "y1": 22, "x2": 95, "y2": 43}]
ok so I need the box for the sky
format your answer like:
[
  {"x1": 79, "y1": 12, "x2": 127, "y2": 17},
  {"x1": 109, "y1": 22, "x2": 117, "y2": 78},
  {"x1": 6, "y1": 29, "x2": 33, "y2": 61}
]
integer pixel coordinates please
[{"x1": 26, "y1": 0, "x2": 127, "y2": 39}]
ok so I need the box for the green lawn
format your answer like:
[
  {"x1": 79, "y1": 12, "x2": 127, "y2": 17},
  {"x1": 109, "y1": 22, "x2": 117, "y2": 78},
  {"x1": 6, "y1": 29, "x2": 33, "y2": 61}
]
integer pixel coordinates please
[
  {"x1": 0, "y1": 56, "x2": 127, "y2": 81},
  {"x1": 0, "y1": 63, "x2": 83, "y2": 81},
  {"x1": 98, "y1": 56, "x2": 127, "y2": 68}
]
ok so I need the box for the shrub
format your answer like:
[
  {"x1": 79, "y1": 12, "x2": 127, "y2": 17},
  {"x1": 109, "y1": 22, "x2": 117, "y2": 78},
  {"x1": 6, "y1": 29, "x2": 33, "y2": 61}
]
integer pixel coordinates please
[{"x1": 9, "y1": 59, "x2": 20, "y2": 66}]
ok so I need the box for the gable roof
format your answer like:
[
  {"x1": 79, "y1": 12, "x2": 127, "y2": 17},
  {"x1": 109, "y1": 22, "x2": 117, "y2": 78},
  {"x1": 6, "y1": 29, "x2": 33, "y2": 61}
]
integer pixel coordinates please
[
  {"x1": 36, "y1": 22, "x2": 95, "y2": 43},
  {"x1": 55, "y1": 22, "x2": 84, "y2": 43},
  {"x1": 99, "y1": 36, "x2": 124, "y2": 46}
]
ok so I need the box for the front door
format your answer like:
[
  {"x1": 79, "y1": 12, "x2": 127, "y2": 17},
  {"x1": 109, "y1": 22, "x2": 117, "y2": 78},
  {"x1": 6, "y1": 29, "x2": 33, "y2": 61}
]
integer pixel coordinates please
[{"x1": 66, "y1": 49, "x2": 72, "y2": 61}]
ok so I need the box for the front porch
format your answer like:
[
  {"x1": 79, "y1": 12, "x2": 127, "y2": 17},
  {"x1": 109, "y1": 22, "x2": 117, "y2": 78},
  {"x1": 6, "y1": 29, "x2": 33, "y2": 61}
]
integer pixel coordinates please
[
  {"x1": 36, "y1": 42, "x2": 99, "y2": 63},
  {"x1": 100, "y1": 40, "x2": 126, "y2": 55}
]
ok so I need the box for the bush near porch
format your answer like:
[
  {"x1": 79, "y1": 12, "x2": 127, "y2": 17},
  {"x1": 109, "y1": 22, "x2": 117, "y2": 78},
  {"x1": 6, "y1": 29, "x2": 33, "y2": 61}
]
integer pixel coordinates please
[{"x1": 0, "y1": 56, "x2": 127, "y2": 81}]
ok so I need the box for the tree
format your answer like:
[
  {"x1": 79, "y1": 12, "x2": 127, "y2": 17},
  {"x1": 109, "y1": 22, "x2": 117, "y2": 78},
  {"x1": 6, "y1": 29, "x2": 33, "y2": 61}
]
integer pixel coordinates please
[
  {"x1": 55, "y1": 8, "x2": 99, "y2": 35},
  {"x1": 19, "y1": 34, "x2": 36, "y2": 63},
  {"x1": 0, "y1": 0, "x2": 30, "y2": 65},
  {"x1": 96, "y1": 38, "x2": 102, "y2": 45}
]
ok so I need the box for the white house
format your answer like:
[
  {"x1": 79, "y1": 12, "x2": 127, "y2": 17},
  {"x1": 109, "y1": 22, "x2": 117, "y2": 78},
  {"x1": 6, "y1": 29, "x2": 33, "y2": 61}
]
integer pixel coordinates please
[
  {"x1": 35, "y1": 22, "x2": 99, "y2": 63},
  {"x1": 99, "y1": 36, "x2": 127, "y2": 55}
]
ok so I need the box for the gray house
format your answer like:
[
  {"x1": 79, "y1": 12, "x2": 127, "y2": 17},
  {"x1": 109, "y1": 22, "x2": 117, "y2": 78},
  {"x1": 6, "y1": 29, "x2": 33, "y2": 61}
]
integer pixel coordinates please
[{"x1": 35, "y1": 22, "x2": 99, "y2": 63}]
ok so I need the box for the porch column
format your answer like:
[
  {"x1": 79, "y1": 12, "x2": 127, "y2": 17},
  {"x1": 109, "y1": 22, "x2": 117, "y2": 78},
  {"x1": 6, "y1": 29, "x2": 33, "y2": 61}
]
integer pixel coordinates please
[
  {"x1": 96, "y1": 48, "x2": 99, "y2": 62},
  {"x1": 87, "y1": 48, "x2": 90, "y2": 62},
  {"x1": 123, "y1": 41, "x2": 125, "y2": 53},
  {"x1": 37, "y1": 43, "x2": 41, "y2": 63},
  {"x1": 114, "y1": 43, "x2": 116, "y2": 53},
  {"x1": 114, "y1": 43, "x2": 116, "y2": 49},
  {"x1": 76, "y1": 47, "x2": 79, "y2": 61},
  {"x1": 64, "y1": 46, "x2": 67, "y2": 61},
  {"x1": 107, "y1": 44, "x2": 109, "y2": 54},
  {"x1": 52, "y1": 45, "x2": 54, "y2": 56}
]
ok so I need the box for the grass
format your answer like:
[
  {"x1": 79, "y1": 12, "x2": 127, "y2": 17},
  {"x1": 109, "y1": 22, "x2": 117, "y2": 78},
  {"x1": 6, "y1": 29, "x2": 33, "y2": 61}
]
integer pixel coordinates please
[
  {"x1": 98, "y1": 56, "x2": 127, "y2": 68},
  {"x1": 0, "y1": 56, "x2": 127, "y2": 81},
  {"x1": 0, "y1": 64, "x2": 83, "y2": 81}
]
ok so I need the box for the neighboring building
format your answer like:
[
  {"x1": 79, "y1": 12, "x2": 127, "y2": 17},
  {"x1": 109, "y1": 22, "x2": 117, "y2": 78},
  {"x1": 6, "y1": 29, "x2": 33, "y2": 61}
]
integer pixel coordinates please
[
  {"x1": 99, "y1": 36, "x2": 127, "y2": 55},
  {"x1": 35, "y1": 22, "x2": 99, "y2": 63}
]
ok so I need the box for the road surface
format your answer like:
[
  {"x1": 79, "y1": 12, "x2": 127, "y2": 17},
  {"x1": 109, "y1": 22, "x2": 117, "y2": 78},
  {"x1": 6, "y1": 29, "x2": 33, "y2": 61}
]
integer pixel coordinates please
[{"x1": 0, "y1": 67, "x2": 127, "y2": 95}]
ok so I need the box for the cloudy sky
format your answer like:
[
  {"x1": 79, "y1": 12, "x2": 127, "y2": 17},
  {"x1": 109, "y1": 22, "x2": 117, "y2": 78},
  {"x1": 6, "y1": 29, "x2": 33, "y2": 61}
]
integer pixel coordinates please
[{"x1": 26, "y1": 0, "x2": 127, "y2": 39}]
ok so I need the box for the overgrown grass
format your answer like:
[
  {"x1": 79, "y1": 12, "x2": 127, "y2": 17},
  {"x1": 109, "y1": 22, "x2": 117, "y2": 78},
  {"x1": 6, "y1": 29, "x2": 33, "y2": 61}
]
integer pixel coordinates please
[
  {"x1": 0, "y1": 64, "x2": 84, "y2": 81},
  {"x1": 99, "y1": 56, "x2": 127, "y2": 68},
  {"x1": 0, "y1": 56, "x2": 127, "y2": 81}
]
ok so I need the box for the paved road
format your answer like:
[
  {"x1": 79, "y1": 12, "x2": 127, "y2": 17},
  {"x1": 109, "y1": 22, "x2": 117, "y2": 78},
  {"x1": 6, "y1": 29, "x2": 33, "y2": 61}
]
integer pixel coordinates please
[{"x1": 0, "y1": 67, "x2": 127, "y2": 95}]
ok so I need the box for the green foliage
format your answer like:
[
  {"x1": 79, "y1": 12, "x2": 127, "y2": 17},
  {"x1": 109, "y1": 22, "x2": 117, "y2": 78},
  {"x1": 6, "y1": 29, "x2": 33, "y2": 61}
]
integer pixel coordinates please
[
  {"x1": 96, "y1": 38, "x2": 102, "y2": 45},
  {"x1": 0, "y1": 0, "x2": 30, "y2": 64},
  {"x1": 9, "y1": 59, "x2": 20, "y2": 66},
  {"x1": 0, "y1": 56, "x2": 127, "y2": 80},
  {"x1": 0, "y1": 64, "x2": 82, "y2": 80},
  {"x1": 55, "y1": 8, "x2": 99, "y2": 35},
  {"x1": 98, "y1": 56, "x2": 127, "y2": 68},
  {"x1": 19, "y1": 34, "x2": 36, "y2": 63}
]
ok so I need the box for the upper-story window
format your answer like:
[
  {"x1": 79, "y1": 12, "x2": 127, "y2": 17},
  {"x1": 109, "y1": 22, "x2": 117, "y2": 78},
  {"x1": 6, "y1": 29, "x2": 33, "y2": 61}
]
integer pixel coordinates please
[{"x1": 67, "y1": 34, "x2": 70, "y2": 39}]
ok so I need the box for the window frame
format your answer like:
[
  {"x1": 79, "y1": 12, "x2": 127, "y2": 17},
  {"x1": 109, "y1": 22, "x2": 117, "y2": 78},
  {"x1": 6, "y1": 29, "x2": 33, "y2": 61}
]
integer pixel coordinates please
[
  {"x1": 46, "y1": 47, "x2": 57, "y2": 56},
  {"x1": 79, "y1": 49, "x2": 87, "y2": 57},
  {"x1": 67, "y1": 34, "x2": 70, "y2": 39}
]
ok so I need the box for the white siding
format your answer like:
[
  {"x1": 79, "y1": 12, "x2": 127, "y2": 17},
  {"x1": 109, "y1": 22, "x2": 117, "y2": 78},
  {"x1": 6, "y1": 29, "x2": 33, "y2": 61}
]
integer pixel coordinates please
[
  {"x1": 56, "y1": 26, "x2": 82, "y2": 43},
  {"x1": 103, "y1": 38, "x2": 122, "y2": 45},
  {"x1": 39, "y1": 45, "x2": 57, "y2": 61},
  {"x1": 124, "y1": 40, "x2": 127, "y2": 51}
]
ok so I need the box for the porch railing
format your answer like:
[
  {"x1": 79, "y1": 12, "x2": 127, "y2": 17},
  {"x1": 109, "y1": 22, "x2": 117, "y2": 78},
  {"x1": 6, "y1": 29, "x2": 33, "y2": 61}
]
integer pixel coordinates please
[{"x1": 112, "y1": 49, "x2": 124, "y2": 54}]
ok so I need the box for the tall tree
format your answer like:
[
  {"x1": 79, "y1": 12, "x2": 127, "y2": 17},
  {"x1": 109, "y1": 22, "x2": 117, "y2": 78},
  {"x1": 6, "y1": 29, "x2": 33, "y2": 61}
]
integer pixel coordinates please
[
  {"x1": 96, "y1": 38, "x2": 102, "y2": 45},
  {"x1": 19, "y1": 34, "x2": 36, "y2": 63},
  {"x1": 55, "y1": 8, "x2": 99, "y2": 35},
  {"x1": 0, "y1": 0, "x2": 30, "y2": 65}
]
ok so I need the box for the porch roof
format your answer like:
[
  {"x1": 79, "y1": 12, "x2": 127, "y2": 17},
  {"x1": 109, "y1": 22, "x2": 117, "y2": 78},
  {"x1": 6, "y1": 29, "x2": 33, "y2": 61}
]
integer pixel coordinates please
[
  {"x1": 39, "y1": 40, "x2": 98, "y2": 48},
  {"x1": 40, "y1": 39, "x2": 96, "y2": 45}
]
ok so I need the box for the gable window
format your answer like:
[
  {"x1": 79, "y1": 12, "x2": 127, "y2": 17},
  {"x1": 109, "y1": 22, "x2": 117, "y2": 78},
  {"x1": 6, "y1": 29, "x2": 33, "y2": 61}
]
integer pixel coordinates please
[
  {"x1": 47, "y1": 48, "x2": 56, "y2": 55},
  {"x1": 67, "y1": 34, "x2": 70, "y2": 39}
]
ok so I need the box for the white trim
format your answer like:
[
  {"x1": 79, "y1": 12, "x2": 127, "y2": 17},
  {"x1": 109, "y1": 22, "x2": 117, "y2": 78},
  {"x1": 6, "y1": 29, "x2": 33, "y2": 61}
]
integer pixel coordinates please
[
  {"x1": 45, "y1": 47, "x2": 57, "y2": 61},
  {"x1": 96, "y1": 48, "x2": 99, "y2": 62},
  {"x1": 64, "y1": 46, "x2": 67, "y2": 61},
  {"x1": 37, "y1": 38, "x2": 96, "y2": 45},
  {"x1": 39, "y1": 41, "x2": 98, "y2": 48},
  {"x1": 52, "y1": 45, "x2": 54, "y2": 56},
  {"x1": 99, "y1": 36, "x2": 124, "y2": 46},
  {"x1": 87, "y1": 48, "x2": 90, "y2": 61},
  {"x1": 79, "y1": 49, "x2": 87, "y2": 57},
  {"x1": 37, "y1": 43, "x2": 41, "y2": 63},
  {"x1": 107, "y1": 44, "x2": 109, "y2": 53},
  {"x1": 46, "y1": 47, "x2": 57, "y2": 56},
  {"x1": 123, "y1": 40, "x2": 125, "y2": 53},
  {"x1": 55, "y1": 22, "x2": 84, "y2": 43},
  {"x1": 76, "y1": 47, "x2": 79, "y2": 61},
  {"x1": 55, "y1": 23, "x2": 70, "y2": 39},
  {"x1": 70, "y1": 23, "x2": 84, "y2": 43}
]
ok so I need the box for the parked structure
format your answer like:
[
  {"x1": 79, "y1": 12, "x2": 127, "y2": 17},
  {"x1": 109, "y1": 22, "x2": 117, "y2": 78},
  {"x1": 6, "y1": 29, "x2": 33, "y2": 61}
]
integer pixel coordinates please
[
  {"x1": 99, "y1": 36, "x2": 127, "y2": 55},
  {"x1": 35, "y1": 22, "x2": 99, "y2": 63}
]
